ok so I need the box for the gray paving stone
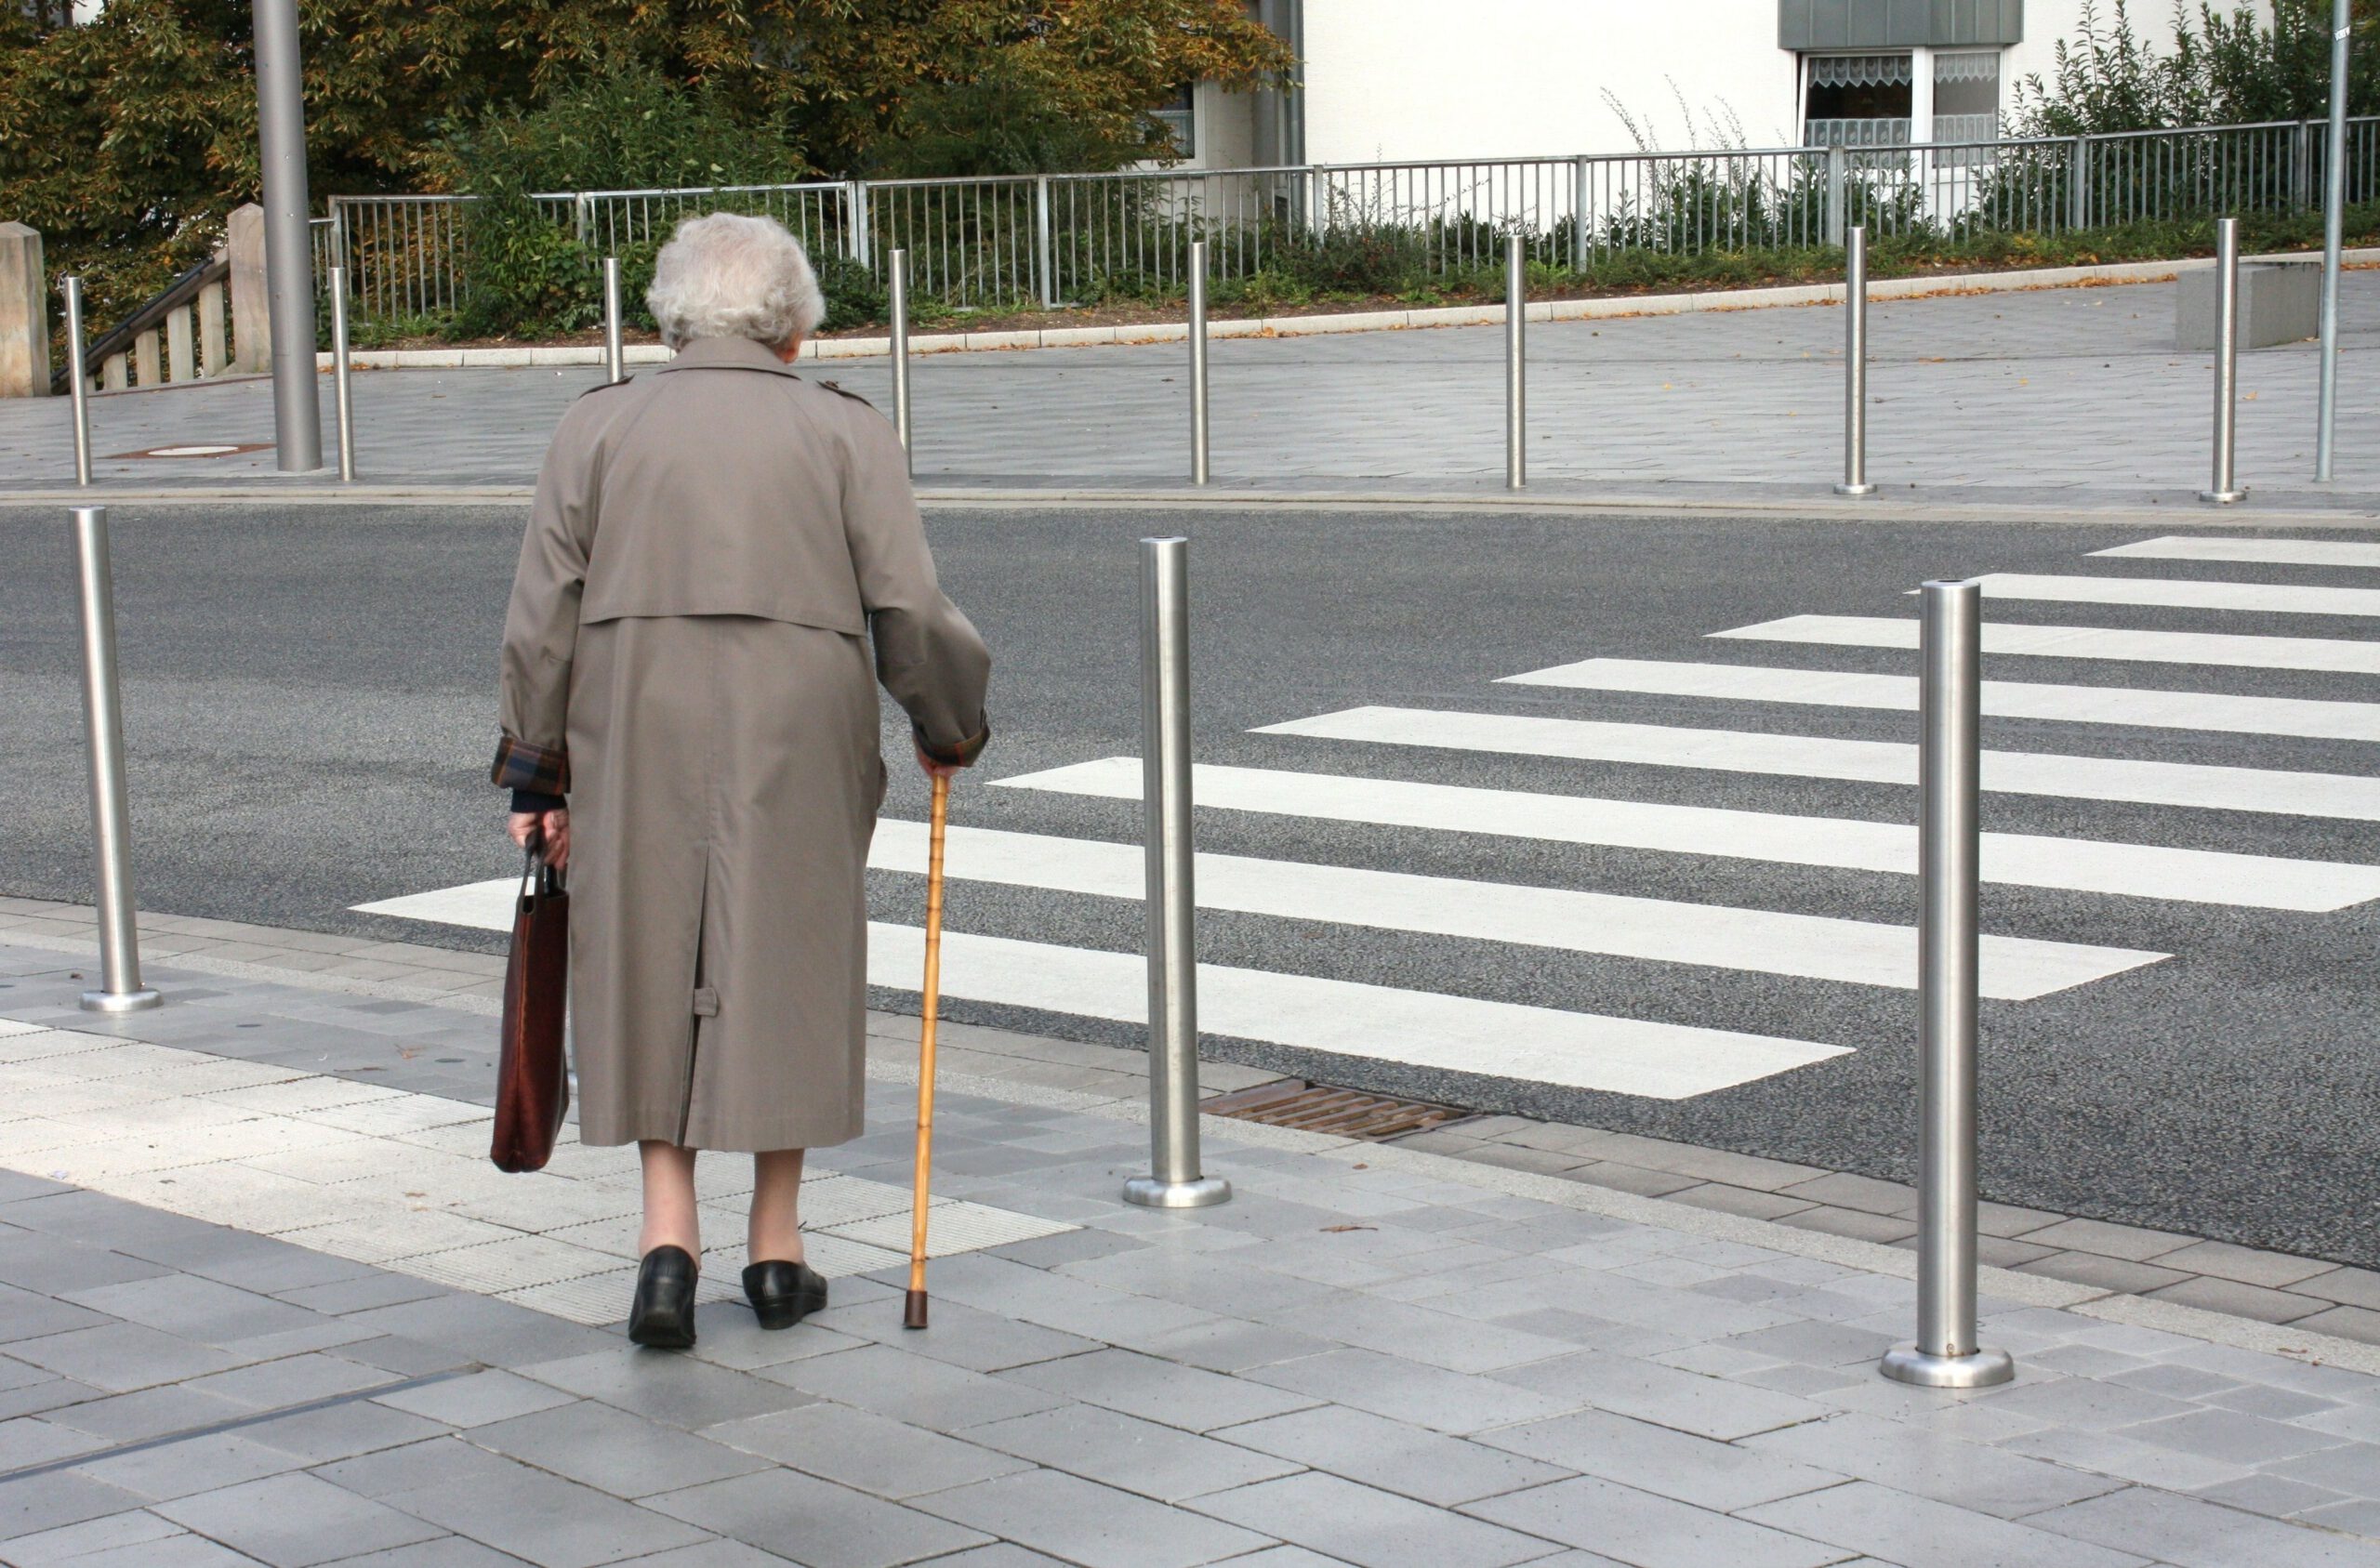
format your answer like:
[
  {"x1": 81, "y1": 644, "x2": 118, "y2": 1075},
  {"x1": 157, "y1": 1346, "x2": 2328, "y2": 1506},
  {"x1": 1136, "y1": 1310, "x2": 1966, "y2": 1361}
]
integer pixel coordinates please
[
  {"x1": 2150, "y1": 1244, "x2": 2344, "y2": 1291},
  {"x1": 2, "y1": 1324, "x2": 247, "y2": 1394},
  {"x1": 340, "y1": 1296, "x2": 618, "y2": 1370},
  {"x1": 516, "y1": 1350, "x2": 814, "y2": 1432},
  {"x1": 2115, "y1": 1408, "x2": 2356, "y2": 1467},
  {"x1": 72, "y1": 1431, "x2": 307, "y2": 1501},
  {"x1": 1464, "y1": 1473, "x2": 1851, "y2": 1568},
  {"x1": 64, "y1": 1275, "x2": 327, "y2": 1348},
  {"x1": 319, "y1": 1438, "x2": 711, "y2": 1567},
  {"x1": 648, "y1": 1467, "x2": 992, "y2": 1568},
  {"x1": 372, "y1": 1369, "x2": 579, "y2": 1429},
  {"x1": 1000, "y1": 1349, "x2": 1318, "y2": 1434},
  {"x1": 760, "y1": 1344, "x2": 1076, "y2": 1434},
  {"x1": 1212, "y1": 1404, "x2": 1561, "y2": 1508},
  {"x1": 2028, "y1": 1483, "x2": 2380, "y2": 1568},
  {"x1": 2192, "y1": 1471, "x2": 2350, "y2": 1518},
  {"x1": 1559, "y1": 1161, "x2": 1699, "y2": 1198},
  {"x1": 1474, "y1": 1408, "x2": 1846, "y2": 1513},
  {"x1": 0, "y1": 1471, "x2": 146, "y2": 1544},
  {"x1": 2292, "y1": 1270, "x2": 2380, "y2": 1314},
  {"x1": 2293, "y1": 1306, "x2": 2380, "y2": 1348},
  {"x1": 2296, "y1": 1499, "x2": 2380, "y2": 1539},
  {"x1": 615, "y1": 1545, "x2": 810, "y2": 1568},
  {"x1": 1193, "y1": 1470, "x2": 1557, "y2": 1568},
  {"x1": 240, "y1": 1398, "x2": 453, "y2": 1464},
  {"x1": 1741, "y1": 1480, "x2": 2154, "y2": 1568},
  {"x1": 2000, "y1": 1426, "x2": 2256, "y2": 1493},
  {"x1": 48, "y1": 1532, "x2": 264, "y2": 1567},
  {"x1": 317, "y1": 1540, "x2": 530, "y2": 1567},
  {"x1": 467, "y1": 1400, "x2": 774, "y2": 1498},
  {"x1": 1772, "y1": 1207, "x2": 1919, "y2": 1246},
  {"x1": 963, "y1": 1403, "x2": 1301, "y2": 1502},
  {"x1": 1488, "y1": 1348, "x2": 1829, "y2": 1442},
  {"x1": 1128, "y1": 1318, "x2": 1341, "y2": 1376},
  {"x1": 0, "y1": 1286, "x2": 112, "y2": 1345},
  {"x1": 183, "y1": 1351, "x2": 397, "y2": 1409},
  {"x1": 274, "y1": 1273, "x2": 453, "y2": 1316},
  {"x1": 154, "y1": 1473, "x2": 448, "y2": 1567},
  {"x1": 800, "y1": 1297, "x2": 1097, "y2": 1375},
  {"x1": 0, "y1": 1507, "x2": 187, "y2": 1565},
  {"x1": 2147, "y1": 1276, "x2": 2334, "y2": 1325},
  {"x1": 1237, "y1": 1349, "x2": 1577, "y2": 1436},
  {"x1": 2015, "y1": 1219, "x2": 2195, "y2": 1264},
  {"x1": 0, "y1": 1417, "x2": 106, "y2": 1470},
  {"x1": 1744, "y1": 1412, "x2": 2125, "y2": 1519},
  {"x1": 36, "y1": 1384, "x2": 253, "y2": 1443},
  {"x1": 702, "y1": 1402, "x2": 1032, "y2": 1500}
]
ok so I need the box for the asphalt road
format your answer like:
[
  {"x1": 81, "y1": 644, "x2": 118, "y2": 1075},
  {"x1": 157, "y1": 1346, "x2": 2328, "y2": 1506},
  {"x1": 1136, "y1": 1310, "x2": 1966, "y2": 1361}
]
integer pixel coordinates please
[{"x1": 2, "y1": 503, "x2": 2374, "y2": 1266}]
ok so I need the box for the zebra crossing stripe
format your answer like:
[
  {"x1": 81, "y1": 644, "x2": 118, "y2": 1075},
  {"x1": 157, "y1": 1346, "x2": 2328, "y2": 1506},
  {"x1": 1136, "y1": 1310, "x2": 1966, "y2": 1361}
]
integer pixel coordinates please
[
  {"x1": 862, "y1": 922, "x2": 1851, "y2": 1100},
  {"x1": 996, "y1": 758, "x2": 2380, "y2": 911},
  {"x1": 867, "y1": 820, "x2": 2165, "y2": 1000},
  {"x1": 2094, "y1": 536, "x2": 2380, "y2": 569},
  {"x1": 1501, "y1": 656, "x2": 2380, "y2": 744},
  {"x1": 1716, "y1": 615, "x2": 2380, "y2": 676},
  {"x1": 1972, "y1": 573, "x2": 2380, "y2": 618},
  {"x1": 1256, "y1": 705, "x2": 2380, "y2": 822}
]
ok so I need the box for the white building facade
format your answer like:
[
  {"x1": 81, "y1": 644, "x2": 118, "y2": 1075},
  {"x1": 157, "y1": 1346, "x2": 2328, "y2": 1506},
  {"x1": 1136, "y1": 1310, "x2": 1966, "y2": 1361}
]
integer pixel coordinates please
[{"x1": 1186, "y1": 0, "x2": 2269, "y2": 169}]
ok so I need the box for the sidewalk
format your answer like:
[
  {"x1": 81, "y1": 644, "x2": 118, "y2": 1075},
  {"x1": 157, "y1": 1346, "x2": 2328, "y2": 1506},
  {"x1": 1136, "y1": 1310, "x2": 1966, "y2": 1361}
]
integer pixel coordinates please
[{"x1": 6, "y1": 911, "x2": 2380, "y2": 1566}]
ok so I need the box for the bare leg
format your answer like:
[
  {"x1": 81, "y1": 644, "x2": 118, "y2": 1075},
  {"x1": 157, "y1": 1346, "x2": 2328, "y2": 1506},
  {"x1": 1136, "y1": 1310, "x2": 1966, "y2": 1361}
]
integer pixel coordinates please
[
  {"x1": 748, "y1": 1148, "x2": 807, "y2": 1265},
  {"x1": 638, "y1": 1140, "x2": 700, "y2": 1259}
]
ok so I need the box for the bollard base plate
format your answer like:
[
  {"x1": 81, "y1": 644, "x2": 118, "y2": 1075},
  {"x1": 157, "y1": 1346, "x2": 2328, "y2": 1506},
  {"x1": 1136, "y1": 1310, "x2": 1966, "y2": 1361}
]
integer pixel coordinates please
[
  {"x1": 1123, "y1": 1175, "x2": 1231, "y2": 1209},
  {"x1": 81, "y1": 987, "x2": 161, "y2": 1015},
  {"x1": 2198, "y1": 488, "x2": 2248, "y2": 505},
  {"x1": 1833, "y1": 482, "x2": 1877, "y2": 496},
  {"x1": 1879, "y1": 1344, "x2": 2015, "y2": 1389}
]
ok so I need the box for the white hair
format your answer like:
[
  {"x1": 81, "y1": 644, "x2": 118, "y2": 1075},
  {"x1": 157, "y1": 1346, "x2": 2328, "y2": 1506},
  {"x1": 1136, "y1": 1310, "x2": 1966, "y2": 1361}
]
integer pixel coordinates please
[{"x1": 645, "y1": 212, "x2": 826, "y2": 351}]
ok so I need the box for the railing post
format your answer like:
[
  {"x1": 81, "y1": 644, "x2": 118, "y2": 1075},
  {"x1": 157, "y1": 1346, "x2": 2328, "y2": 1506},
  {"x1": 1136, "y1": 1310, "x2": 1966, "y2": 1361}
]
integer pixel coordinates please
[
  {"x1": 1034, "y1": 176, "x2": 1056, "y2": 310},
  {"x1": 2317, "y1": 0, "x2": 2352, "y2": 481},
  {"x1": 1505, "y1": 233, "x2": 1527, "y2": 490},
  {"x1": 1571, "y1": 154, "x2": 1592, "y2": 273},
  {"x1": 328, "y1": 264, "x2": 354, "y2": 483},
  {"x1": 1879, "y1": 579, "x2": 2007, "y2": 1390},
  {"x1": 602, "y1": 256, "x2": 626, "y2": 385},
  {"x1": 0, "y1": 222, "x2": 48, "y2": 399},
  {"x1": 1835, "y1": 226, "x2": 1875, "y2": 497},
  {"x1": 2202, "y1": 217, "x2": 2246, "y2": 505},
  {"x1": 889, "y1": 248, "x2": 912, "y2": 472},
  {"x1": 198, "y1": 278, "x2": 227, "y2": 377},
  {"x1": 70, "y1": 505, "x2": 162, "y2": 1016},
  {"x1": 572, "y1": 194, "x2": 591, "y2": 249},
  {"x1": 63, "y1": 275, "x2": 91, "y2": 486},
  {"x1": 1826, "y1": 145, "x2": 1848, "y2": 247},
  {"x1": 1188, "y1": 240, "x2": 1210, "y2": 485},
  {"x1": 2069, "y1": 137, "x2": 2091, "y2": 231},
  {"x1": 1124, "y1": 536, "x2": 1228, "y2": 1211},
  {"x1": 850, "y1": 181, "x2": 873, "y2": 270}
]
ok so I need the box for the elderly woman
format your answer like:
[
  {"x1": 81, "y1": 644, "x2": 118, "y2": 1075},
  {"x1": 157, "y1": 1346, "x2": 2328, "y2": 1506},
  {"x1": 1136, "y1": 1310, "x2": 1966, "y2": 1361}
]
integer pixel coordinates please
[{"x1": 495, "y1": 213, "x2": 990, "y2": 1350}]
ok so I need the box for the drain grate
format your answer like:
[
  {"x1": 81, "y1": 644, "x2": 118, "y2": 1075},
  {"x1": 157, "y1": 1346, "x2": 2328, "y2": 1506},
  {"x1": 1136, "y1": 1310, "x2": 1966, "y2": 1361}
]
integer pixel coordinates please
[{"x1": 1202, "y1": 1079, "x2": 1474, "y2": 1141}]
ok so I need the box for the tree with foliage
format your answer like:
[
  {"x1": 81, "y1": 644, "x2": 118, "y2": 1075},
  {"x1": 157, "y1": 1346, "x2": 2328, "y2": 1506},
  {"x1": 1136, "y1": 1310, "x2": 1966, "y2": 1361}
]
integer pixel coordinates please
[
  {"x1": 2010, "y1": 0, "x2": 2378, "y2": 136},
  {"x1": 0, "y1": 1, "x2": 1291, "y2": 324}
]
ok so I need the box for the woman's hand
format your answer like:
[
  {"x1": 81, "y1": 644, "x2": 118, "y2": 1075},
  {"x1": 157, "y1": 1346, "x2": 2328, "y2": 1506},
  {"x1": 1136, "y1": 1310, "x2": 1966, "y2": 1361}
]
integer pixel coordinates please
[
  {"x1": 508, "y1": 809, "x2": 571, "y2": 871},
  {"x1": 914, "y1": 744, "x2": 961, "y2": 782}
]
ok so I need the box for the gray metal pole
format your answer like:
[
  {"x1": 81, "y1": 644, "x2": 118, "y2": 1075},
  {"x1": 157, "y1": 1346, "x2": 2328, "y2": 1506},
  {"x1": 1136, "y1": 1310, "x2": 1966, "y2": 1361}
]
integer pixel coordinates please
[
  {"x1": 2202, "y1": 217, "x2": 2247, "y2": 505},
  {"x1": 328, "y1": 265, "x2": 354, "y2": 483},
  {"x1": 1124, "y1": 537, "x2": 1228, "y2": 1210},
  {"x1": 71, "y1": 507, "x2": 161, "y2": 1015},
  {"x1": 890, "y1": 249, "x2": 911, "y2": 472},
  {"x1": 252, "y1": 0, "x2": 323, "y2": 473},
  {"x1": 2317, "y1": 0, "x2": 2352, "y2": 481},
  {"x1": 1836, "y1": 226, "x2": 1875, "y2": 496},
  {"x1": 1189, "y1": 241, "x2": 1210, "y2": 485},
  {"x1": 602, "y1": 257, "x2": 626, "y2": 386},
  {"x1": 1881, "y1": 579, "x2": 2006, "y2": 1390},
  {"x1": 1505, "y1": 233, "x2": 1527, "y2": 490},
  {"x1": 63, "y1": 276, "x2": 91, "y2": 487}
]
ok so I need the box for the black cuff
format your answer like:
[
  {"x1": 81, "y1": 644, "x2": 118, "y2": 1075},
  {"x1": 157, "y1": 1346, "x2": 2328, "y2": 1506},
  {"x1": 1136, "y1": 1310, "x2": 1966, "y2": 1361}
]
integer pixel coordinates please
[
  {"x1": 510, "y1": 790, "x2": 565, "y2": 815},
  {"x1": 916, "y1": 715, "x2": 991, "y2": 769}
]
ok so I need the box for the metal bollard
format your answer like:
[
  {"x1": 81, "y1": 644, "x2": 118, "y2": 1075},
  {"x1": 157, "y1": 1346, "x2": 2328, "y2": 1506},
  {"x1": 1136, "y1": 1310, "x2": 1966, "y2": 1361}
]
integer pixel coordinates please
[
  {"x1": 1505, "y1": 233, "x2": 1527, "y2": 490},
  {"x1": 70, "y1": 507, "x2": 162, "y2": 1015},
  {"x1": 1123, "y1": 537, "x2": 1229, "y2": 1210},
  {"x1": 2201, "y1": 217, "x2": 2247, "y2": 506},
  {"x1": 1189, "y1": 241, "x2": 1210, "y2": 485},
  {"x1": 602, "y1": 257, "x2": 626, "y2": 386},
  {"x1": 1881, "y1": 580, "x2": 2009, "y2": 1390},
  {"x1": 2315, "y1": 0, "x2": 2351, "y2": 481},
  {"x1": 1835, "y1": 227, "x2": 1875, "y2": 496},
  {"x1": 890, "y1": 248, "x2": 912, "y2": 471},
  {"x1": 64, "y1": 277, "x2": 93, "y2": 487},
  {"x1": 328, "y1": 265, "x2": 355, "y2": 483}
]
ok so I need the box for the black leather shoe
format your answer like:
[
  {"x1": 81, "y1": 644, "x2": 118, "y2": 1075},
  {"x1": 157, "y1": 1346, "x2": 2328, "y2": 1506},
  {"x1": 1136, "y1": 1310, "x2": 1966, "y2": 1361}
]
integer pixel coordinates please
[
  {"x1": 628, "y1": 1245, "x2": 698, "y2": 1349},
  {"x1": 742, "y1": 1258, "x2": 828, "y2": 1330}
]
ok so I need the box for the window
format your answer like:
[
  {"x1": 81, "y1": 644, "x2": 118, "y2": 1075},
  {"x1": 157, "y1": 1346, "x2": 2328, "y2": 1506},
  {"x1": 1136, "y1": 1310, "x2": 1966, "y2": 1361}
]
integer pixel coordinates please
[
  {"x1": 1932, "y1": 50, "x2": 2002, "y2": 148},
  {"x1": 1152, "y1": 84, "x2": 1196, "y2": 157},
  {"x1": 1804, "y1": 53, "x2": 1912, "y2": 150}
]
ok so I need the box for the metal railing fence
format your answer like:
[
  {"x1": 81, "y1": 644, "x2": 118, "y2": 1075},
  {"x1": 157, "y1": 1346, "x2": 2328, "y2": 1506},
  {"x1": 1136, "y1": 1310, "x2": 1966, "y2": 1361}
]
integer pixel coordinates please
[{"x1": 318, "y1": 114, "x2": 2380, "y2": 330}]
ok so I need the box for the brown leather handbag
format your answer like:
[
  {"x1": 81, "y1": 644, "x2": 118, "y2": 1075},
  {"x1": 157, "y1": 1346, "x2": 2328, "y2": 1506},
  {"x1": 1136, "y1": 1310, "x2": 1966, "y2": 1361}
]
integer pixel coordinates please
[{"x1": 492, "y1": 848, "x2": 570, "y2": 1172}]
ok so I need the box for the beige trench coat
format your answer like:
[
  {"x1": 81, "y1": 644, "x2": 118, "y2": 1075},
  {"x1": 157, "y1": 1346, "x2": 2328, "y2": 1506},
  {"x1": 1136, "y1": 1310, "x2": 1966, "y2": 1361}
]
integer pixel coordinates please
[{"x1": 495, "y1": 336, "x2": 990, "y2": 1152}]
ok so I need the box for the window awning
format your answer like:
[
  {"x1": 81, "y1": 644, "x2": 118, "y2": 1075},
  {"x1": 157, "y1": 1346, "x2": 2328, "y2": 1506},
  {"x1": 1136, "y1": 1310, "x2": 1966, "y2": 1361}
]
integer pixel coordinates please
[{"x1": 1808, "y1": 53, "x2": 1913, "y2": 88}]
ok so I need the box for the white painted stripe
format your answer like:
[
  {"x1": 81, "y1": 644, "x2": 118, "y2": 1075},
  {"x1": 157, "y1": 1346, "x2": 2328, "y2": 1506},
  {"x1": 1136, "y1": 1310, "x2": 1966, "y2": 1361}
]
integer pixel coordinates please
[
  {"x1": 350, "y1": 877, "x2": 1857, "y2": 1098},
  {"x1": 863, "y1": 922, "x2": 1850, "y2": 1100},
  {"x1": 866, "y1": 820, "x2": 2163, "y2": 1000},
  {"x1": 996, "y1": 758, "x2": 2380, "y2": 911},
  {"x1": 1257, "y1": 705, "x2": 2380, "y2": 822},
  {"x1": 352, "y1": 833, "x2": 2162, "y2": 999},
  {"x1": 1501, "y1": 657, "x2": 2380, "y2": 744},
  {"x1": 2095, "y1": 536, "x2": 2380, "y2": 569},
  {"x1": 1974, "y1": 573, "x2": 2380, "y2": 618},
  {"x1": 1716, "y1": 615, "x2": 2380, "y2": 677}
]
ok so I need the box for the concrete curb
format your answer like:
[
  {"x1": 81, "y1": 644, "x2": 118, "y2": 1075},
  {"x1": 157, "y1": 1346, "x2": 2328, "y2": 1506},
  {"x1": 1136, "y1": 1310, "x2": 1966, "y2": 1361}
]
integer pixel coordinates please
[{"x1": 318, "y1": 246, "x2": 2380, "y2": 371}]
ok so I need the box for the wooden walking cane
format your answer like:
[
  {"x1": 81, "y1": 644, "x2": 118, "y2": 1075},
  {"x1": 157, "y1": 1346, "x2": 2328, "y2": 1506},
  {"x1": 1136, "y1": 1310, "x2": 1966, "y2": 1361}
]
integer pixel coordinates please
[{"x1": 904, "y1": 772, "x2": 951, "y2": 1330}]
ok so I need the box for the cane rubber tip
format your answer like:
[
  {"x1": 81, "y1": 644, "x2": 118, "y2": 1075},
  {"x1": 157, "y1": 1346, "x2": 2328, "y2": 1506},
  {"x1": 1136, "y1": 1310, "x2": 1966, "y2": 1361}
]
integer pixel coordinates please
[{"x1": 903, "y1": 1290, "x2": 929, "y2": 1330}]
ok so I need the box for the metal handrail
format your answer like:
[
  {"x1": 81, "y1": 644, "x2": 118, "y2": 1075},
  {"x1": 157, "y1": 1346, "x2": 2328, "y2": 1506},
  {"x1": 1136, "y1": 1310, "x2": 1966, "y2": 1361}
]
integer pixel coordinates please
[{"x1": 49, "y1": 255, "x2": 227, "y2": 396}]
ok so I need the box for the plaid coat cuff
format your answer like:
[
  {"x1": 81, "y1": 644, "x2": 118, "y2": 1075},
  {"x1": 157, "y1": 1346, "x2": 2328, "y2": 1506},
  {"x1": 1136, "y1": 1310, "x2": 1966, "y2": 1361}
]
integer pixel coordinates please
[
  {"x1": 492, "y1": 735, "x2": 570, "y2": 796},
  {"x1": 917, "y1": 716, "x2": 991, "y2": 769}
]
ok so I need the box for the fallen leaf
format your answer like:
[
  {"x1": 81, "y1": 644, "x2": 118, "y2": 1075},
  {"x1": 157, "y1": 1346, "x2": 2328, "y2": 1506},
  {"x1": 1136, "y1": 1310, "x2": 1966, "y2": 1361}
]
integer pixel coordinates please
[{"x1": 1321, "y1": 1224, "x2": 1377, "y2": 1233}]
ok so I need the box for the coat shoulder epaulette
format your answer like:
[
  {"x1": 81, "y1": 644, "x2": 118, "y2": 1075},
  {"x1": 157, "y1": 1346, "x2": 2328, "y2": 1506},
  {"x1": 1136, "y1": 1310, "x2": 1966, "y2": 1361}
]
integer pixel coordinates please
[
  {"x1": 576, "y1": 376, "x2": 633, "y2": 400},
  {"x1": 815, "y1": 379, "x2": 876, "y2": 409}
]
